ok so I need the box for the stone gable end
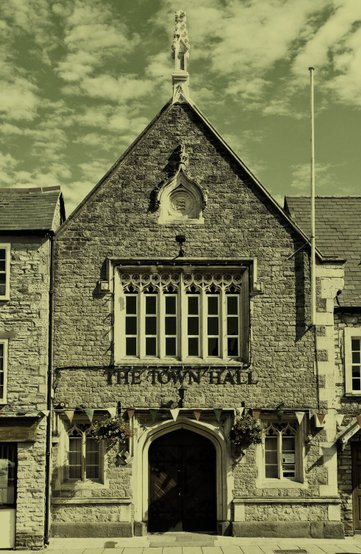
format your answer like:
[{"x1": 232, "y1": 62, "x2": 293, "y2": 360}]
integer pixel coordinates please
[{"x1": 53, "y1": 101, "x2": 315, "y2": 409}]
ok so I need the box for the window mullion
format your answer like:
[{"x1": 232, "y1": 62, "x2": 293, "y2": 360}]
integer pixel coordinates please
[
  {"x1": 201, "y1": 288, "x2": 207, "y2": 359},
  {"x1": 180, "y1": 274, "x2": 187, "y2": 361},
  {"x1": 82, "y1": 433, "x2": 86, "y2": 482},
  {"x1": 221, "y1": 286, "x2": 227, "y2": 360},
  {"x1": 278, "y1": 431, "x2": 282, "y2": 479},
  {"x1": 139, "y1": 288, "x2": 145, "y2": 359},
  {"x1": 116, "y1": 275, "x2": 125, "y2": 361},
  {"x1": 159, "y1": 287, "x2": 165, "y2": 358}
]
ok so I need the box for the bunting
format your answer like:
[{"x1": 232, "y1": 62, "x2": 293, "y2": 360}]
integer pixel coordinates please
[
  {"x1": 127, "y1": 408, "x2": 135, "y2": 419},
  {"x1": 150, "y1": 409, "x2": 158, "y2": 422},
  {"x1": 84, "y1": 408, "x2": 94, "y2": 423},
  {"x1": 336, "y1": 414, "x2": 344, "y2": 427},
  {"x1": 64, "y1": 410, "x2": 75, "y2": 424},
  {"x1": 356, "y1": 414, "x2": 361, "y2": 427},
  {"x1": 170, "y1": 408, "x2": 180, "y2": 421},
  {"x1": 295, "y1": 411, "x2": 305, "y2": 425},
  {"x1": 213, "y1": 409, "x2": 222, "y2": 422},
  {"x1": 235, "y1": 407, "x2": 244, "y2": 418},
  {"x1": 107, "y1": 407, "x2": 117, "y2": 418},
  {"x1": 193, "y1": 409, "x2": 202, "y2": 421}
]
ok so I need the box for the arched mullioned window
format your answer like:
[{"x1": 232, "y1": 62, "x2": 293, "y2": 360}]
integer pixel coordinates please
[
  {"x1": 264, "y1": 422, "x2": 299, "y2": 480},
  {"x1": 67, "y1": 426, "x2": 101, "y2": 482}
]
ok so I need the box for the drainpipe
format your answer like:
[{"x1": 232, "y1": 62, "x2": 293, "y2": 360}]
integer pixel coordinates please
[{"x1": 44, "y1": 232, "x2": 55, "y2": 545}]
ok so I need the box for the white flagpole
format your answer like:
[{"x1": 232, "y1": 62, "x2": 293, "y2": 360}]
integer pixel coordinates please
[{"x1": 309, "y1": 66, "x2": 316, "y2": 327}]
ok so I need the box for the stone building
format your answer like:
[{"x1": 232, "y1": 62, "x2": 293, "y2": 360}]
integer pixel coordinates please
[
  {"x1": 285, "y1": 197, "x2": 361, "y2": 535},
  {"x1": 0, "y1": 186, "x2": 65, "y2": 549},
  {"x1": 49, "y1": 12, "x2": 350, "y2": 539}
]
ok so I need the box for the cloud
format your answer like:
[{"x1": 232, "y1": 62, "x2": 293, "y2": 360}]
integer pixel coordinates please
[
  {"x1": 62, "y1": 74, "x2": 153, "y2": 103},
  {"x1": 55, "y1": 0, "x2": 139, "y2": 85},
  {"x1": 0, "y1": 77, "x2": 40, "y2": 121},
  {"x1": 289, "y1": 162, "x2": 346, "y2": 194},
  {"x1": 154, "y1": 0, "x2": 329, "y2": 112}
]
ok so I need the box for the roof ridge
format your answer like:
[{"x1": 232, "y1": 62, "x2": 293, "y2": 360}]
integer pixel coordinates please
[
  {"x1": 286, "y1": 195, "x2": 361, "y2": 199},
  {"x1": 0, "y1": 186, "x2": 61, "y2": 193}
]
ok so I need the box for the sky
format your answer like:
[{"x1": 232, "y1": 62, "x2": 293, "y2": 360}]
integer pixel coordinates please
[{"x1": 0, "y1": 0, "x2": 360, "y2": 215}]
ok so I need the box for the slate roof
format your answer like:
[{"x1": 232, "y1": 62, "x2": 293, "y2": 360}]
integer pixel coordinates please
[
  {"x1": 0, "y1": 186, "x2": 65, "y2": 232},
  {"x1": 284, "y1": 196, "x2": 361, "y2": 308}
]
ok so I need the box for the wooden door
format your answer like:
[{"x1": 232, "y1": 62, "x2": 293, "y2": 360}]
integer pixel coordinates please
[
  {"x1": 352, "y1": 443, "x2": 361, "y2": 530},
  {"x1": 148, "y1": 430, "x2": 216, "y2": 533}
]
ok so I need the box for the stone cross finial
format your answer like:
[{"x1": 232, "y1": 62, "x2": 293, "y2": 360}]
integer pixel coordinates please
[{"x1": 172, "y1": 10, "x2": 190, "y2": 102}]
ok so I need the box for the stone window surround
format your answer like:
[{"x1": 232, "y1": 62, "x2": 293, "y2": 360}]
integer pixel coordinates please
[
  {"x1": 114, "y1": 264, "x2": 250, "y2": 365},
  {"x1": 256, "y1": 416, "x2": 306, "y2": 489},
  {"x1": 54, "y1": 417, "x2": 107, "y2": 491},
  {"x1": 344, "y1": 327, "x2": 361, "y2": 395},
  {"x1": 0, "y1": 339, "x2": 8, "y2": 404},
  {"x1": 0, "y1": 244, "x2": 10, "y2": 301}
]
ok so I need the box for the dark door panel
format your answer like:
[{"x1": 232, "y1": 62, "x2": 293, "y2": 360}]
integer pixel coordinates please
[{"x1": 148, "y1": 430, "x2": 216, "y2": 533}]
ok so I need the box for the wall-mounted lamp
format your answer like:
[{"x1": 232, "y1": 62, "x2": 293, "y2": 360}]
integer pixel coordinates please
[{"x1": 175, "y1": 234, "x2": 186, "y2": 258}]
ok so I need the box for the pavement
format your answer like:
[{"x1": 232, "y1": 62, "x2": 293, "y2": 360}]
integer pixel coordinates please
[{"x1": 4, "y1": 533, "x2": 361, "y2": 554}]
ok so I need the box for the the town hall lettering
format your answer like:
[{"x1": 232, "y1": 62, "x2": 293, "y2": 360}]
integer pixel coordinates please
[{"x1": 113, "y1": 368, "x2": 253, "y2": 386}]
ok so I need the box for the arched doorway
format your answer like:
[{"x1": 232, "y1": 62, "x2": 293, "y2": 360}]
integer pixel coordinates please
[{"x1": 148, "y1": 429, "x2": 217, "y2": 533}]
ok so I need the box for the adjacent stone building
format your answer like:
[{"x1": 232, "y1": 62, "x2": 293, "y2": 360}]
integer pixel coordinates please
[
  {"x1": 49, "y1": 12, "x2": 352, "y2": 539},
  {"x1": 285, "y1": 197, "x2": 361, "y2": 535},
  {"x1": 0, "y1": 186, "x2": 65, "y2": 549}
]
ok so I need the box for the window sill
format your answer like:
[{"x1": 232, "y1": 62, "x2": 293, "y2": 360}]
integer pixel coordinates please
[
  {"x1": 256, "y1": 479, "x2": 307, "y2": 489},
  {"x1": 344, "y1": 392, "x2": 361, "y2": 397},
  {"x1": 116, "y1": 359, "x2": 246, "y2": 367},
  {"x1": 55, "y1": 479, "x2": 109, "y2": 491}
]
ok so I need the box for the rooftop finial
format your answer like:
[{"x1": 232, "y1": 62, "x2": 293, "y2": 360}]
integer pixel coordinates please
[{"x1": 172, "y1": 10, "x2": 190, "y2": 103}]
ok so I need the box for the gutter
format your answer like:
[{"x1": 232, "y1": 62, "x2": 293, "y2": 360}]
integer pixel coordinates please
[{"x1": 44, "y1": 232, "x2": 55, "y2": 545}]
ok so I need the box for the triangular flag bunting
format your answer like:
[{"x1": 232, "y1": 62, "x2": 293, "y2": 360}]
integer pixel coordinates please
[
  {"x1": 193, "y1": 409, "x2": 202, "y2": 421},
  {"x1": 170, "y1": 408, "x2": 180, "y2": 421},
  {"x1": 150, "y1": 409, "x2": 158, "y2": 422},
  {"x1": 84, "y1": 408, "x2": 94, "y2": 423},
  {"x1": 235, "y1": 407, "x2": 244, "y2": 418},
  {"x1": 127, "y1": 408, "x2": 135, "y2": 419},
  {"x1": 356, "y1": 414, "x2": 361, "y2": 427},
  {"x1": 64, "y1": 410, "x2": 75, "y2": 424},
  {"x1": 295, "y1": 411, "x2": 305, "y2": 424},
  {"x1": 336, "y1": 414, "x2": 344, "y2": 427},
  {"x1": 41, "y1": 410, "x2": 50, "y2": 417},
  {"x1": 252, "y1": 409, "x2": 261, "y2": 420},
  {"x1": 107, "y1": 407, "x2": 117, "y2": 417},
  {"x1": 214, "y1": 409, "x2": 222, "y2": 422}
]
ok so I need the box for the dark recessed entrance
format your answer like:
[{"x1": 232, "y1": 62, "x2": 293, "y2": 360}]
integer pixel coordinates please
[
  {"x1": 148, "y1": 429, "x2": 217, "y2": 533},
  {"x1": 352, "y1": 442, "x2": 361, "y2": 530}
]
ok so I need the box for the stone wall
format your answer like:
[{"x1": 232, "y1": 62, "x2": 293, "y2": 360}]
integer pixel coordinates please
[
  {"x1": 335, "y1": 311, "x2": 361, "y2": 534},
  {"x1": 0, "y1": 235, "x2": 51, "y2": 548}
]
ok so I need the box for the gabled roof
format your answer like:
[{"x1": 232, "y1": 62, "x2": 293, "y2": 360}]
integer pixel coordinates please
[
  {"x1": 285, "y1": 196, "x2": 361, "y2": 307},
  {"x1": 0, "y1": 186, "x2": 65, "y2": 232},
  {"x1": 58, "y1": 98, "x2": 333, "y2": 261}
]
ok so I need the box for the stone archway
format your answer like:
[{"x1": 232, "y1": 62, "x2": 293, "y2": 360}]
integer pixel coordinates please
[{"x1": 133, "y1": 417, "x2": 232, "y2": 532}]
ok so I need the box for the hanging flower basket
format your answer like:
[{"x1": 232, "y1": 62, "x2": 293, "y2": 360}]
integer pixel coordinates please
[
  {"x1": 92, "y1": 416, "x2": 131, "y2": 445},
  {"x1": 229, "y1": 413, "x2": 263, "y2": 458}
]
